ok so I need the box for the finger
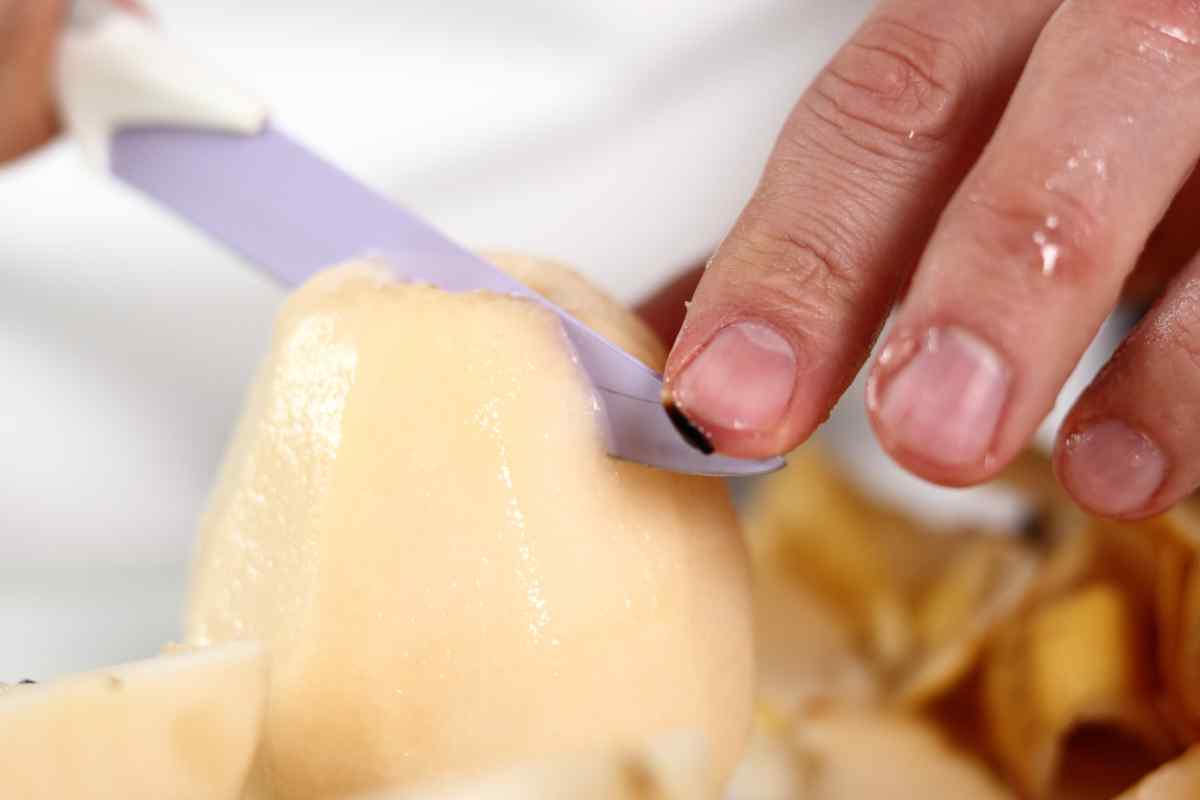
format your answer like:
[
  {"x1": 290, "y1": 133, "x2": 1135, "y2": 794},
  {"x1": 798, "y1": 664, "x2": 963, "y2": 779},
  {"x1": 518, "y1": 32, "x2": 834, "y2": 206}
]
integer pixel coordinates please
[
  {"x1": 867, "y1": 0, "x2": 1200, "y2": 485},
  {"x1": 0, "y1": 0, "x2": 154, "y2": 164},
  {"x1": 1128, "y1": 165, "x2": 1200, "y2": 303},
  {"x1": 635, "y1": 263, "x2": 705, "y2": 348},
  {"x1": 1054, "y1": 258, "x2": 1200, "y2": 519},
  {"x1": 0, "y1": 0, "x2": 67, "y2": 162},
  {"x1": 662, "y1": 0, "x2": 1061, "y2": 458}
]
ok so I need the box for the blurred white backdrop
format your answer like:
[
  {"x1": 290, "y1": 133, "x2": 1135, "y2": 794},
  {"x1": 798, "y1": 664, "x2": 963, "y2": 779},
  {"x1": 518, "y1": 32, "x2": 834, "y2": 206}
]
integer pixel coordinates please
[{"x1": 0, "y1": 0, "x2": 1127, "y2": 679}]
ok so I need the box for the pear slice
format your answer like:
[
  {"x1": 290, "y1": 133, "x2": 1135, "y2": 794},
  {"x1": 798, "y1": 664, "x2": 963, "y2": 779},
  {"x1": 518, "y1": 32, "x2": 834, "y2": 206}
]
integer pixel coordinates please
[
  {"x1": 350, "y1": 731, "x2": 712, "y2": 800},
  {"x1": 186, "y1": 256, "x2": 754, "y2": 799},
  {"x1": 0, "y1": 642, "x2": 266, "y2": 800}
]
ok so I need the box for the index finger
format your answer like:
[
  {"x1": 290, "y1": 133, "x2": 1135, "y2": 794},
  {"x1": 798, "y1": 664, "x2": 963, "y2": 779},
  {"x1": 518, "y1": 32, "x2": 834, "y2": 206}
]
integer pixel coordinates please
[
  {"x1": 662, "y1": 0, "x2": 1061, "y2": 458},
  {"x1": 869, "y1": 0, "x2": 1200, "y2": 485}
]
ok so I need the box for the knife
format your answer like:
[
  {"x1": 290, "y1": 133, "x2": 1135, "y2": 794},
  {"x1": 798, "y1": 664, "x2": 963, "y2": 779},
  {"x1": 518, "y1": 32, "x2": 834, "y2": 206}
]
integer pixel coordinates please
[{"x1": 58, "y1": 2, "x2": 784, "y2": 478}]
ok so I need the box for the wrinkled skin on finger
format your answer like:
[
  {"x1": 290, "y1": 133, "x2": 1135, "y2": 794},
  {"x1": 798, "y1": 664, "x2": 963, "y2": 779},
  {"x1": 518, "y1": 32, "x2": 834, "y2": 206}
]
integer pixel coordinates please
[{"x1": 867, "y1": 0, "x2": 1200, "y2": 487}]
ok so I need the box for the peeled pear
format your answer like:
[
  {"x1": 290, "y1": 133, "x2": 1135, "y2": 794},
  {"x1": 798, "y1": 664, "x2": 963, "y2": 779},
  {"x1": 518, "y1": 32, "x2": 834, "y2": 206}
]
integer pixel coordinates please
[
  {"x1": 186, "y1": 255, "x2": 754, "y2": 798},
  {"x1": 0, "y1": 642, "x2": 266, "y2": 800}
]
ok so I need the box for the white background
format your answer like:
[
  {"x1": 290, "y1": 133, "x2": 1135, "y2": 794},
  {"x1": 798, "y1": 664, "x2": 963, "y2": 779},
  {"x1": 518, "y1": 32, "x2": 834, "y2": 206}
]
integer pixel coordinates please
[{"x1": 0, "y1": 0, "x2": 1122, "y2": 678}]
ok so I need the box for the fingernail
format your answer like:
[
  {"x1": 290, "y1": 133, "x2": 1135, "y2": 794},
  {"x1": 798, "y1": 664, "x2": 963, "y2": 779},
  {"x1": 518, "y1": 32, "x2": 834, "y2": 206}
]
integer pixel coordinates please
[
  {"x1": 871, "y1": 327, "x2": 1009, "y2": 467},
  {"x1": 671, "y1": 321, "x2": 797, "y2": 435},
  {"x1": 1062, "y1": 420, "x2": 1166, "y2": 516}
]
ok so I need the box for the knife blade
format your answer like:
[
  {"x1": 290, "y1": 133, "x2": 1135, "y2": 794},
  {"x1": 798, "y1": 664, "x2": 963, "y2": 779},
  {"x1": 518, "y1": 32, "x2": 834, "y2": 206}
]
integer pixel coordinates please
[
  {"x1": 110, "y1": 125, "x2": 783, "y2": 478},
  {"x1": 63, "y1": 6, "x2": 784, "y2": 477}
]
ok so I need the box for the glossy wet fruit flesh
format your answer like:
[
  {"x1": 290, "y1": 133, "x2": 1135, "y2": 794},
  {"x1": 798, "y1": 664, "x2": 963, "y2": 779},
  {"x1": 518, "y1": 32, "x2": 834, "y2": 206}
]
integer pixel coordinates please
[{"x1": 186, "y1": 255, "x2": 754, "y2": 799}]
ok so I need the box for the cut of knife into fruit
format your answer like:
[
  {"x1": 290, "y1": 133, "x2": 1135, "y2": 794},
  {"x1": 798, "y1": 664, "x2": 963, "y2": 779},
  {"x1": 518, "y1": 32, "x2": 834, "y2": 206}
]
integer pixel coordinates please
[
  {"x1": 0, "y1": 642, "x2": 267, "y2": 800},
  {"x1": 186, "y1": 256, "x2": 755, "y2": 799},
  {"x1": 346, "y1": 730, "x2": 713, "y2": 800}
]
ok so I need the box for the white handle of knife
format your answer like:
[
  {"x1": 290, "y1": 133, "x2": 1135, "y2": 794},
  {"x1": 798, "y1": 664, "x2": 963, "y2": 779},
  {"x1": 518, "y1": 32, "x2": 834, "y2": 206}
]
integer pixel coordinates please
[{"x1": 57, "y1": 0, "x2": 269, "y2": 171}]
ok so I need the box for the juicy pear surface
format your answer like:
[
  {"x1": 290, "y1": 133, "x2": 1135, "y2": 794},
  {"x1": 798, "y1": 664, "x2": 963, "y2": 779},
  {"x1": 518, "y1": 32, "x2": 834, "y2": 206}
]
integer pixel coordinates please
[
  {"x1": 0, "y1": 642, "x2": 266, "y2": 800},
  {"x1": 186, "y1": 257, "x2": 754, "y2": 798}
]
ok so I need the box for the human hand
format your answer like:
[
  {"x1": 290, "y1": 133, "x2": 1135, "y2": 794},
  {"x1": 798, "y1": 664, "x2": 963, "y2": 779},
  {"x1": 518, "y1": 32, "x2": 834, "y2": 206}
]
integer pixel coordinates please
[
  {"x1": 0, "y1": 0, "x2": 145, "y2": 163},
  {"x1": 662, "y1": 0, "x2": 1200, "y2": 520},
  {"x1": 0, "y1": 1, "x2": 68, "y2": 162}
]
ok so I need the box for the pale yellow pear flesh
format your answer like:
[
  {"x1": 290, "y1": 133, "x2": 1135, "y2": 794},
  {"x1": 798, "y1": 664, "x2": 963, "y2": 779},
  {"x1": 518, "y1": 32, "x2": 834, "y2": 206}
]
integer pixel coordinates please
[
  {"x1": 0, "y1": 642, "x2": 267, "y2": 800},
  {"x1": 186, "y1": 256, "x2": 755, "y2": 798}
]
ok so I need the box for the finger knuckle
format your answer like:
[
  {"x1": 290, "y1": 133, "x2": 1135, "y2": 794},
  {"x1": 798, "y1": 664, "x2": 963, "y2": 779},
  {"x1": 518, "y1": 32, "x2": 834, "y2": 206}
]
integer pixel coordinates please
[
  {"x1": 962, "y1": 185, "x2": 1110, "y2": 290},
  {"x1": 730, "y1": 205, "x2": 866, "y2": 320},
  {"x1": 806, "y1": 15, "x2": 974, "y2": 160}
]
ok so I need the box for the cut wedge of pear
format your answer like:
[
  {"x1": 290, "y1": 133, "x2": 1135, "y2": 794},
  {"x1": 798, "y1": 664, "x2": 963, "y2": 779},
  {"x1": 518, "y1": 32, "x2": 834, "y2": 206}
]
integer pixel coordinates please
[{"x1": 0, "y1": 642, "x2": 267, "y2": 800}]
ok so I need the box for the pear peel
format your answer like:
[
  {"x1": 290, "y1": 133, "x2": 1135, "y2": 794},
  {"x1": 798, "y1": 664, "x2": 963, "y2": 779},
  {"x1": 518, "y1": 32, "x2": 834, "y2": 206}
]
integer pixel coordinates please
[
  {"x1": 982, "y1": 582, "x2": 1174, "y2": 798},
  {"x1": 747, "y1": 445, "x2": 1037, "y2": 712}
]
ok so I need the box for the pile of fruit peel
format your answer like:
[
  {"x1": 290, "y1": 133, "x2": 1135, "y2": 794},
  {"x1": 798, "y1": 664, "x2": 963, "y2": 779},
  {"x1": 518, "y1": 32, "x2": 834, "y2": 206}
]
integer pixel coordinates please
[{"x1": 734, "y1": 444, "x2": 1200, "y2": 799}]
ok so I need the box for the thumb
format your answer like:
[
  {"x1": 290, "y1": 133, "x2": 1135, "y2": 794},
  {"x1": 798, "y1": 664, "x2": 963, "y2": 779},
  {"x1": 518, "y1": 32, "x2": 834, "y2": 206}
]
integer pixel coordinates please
[{"x1": 660, "y1": 0, "x2": 1039, "y2": 459}]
